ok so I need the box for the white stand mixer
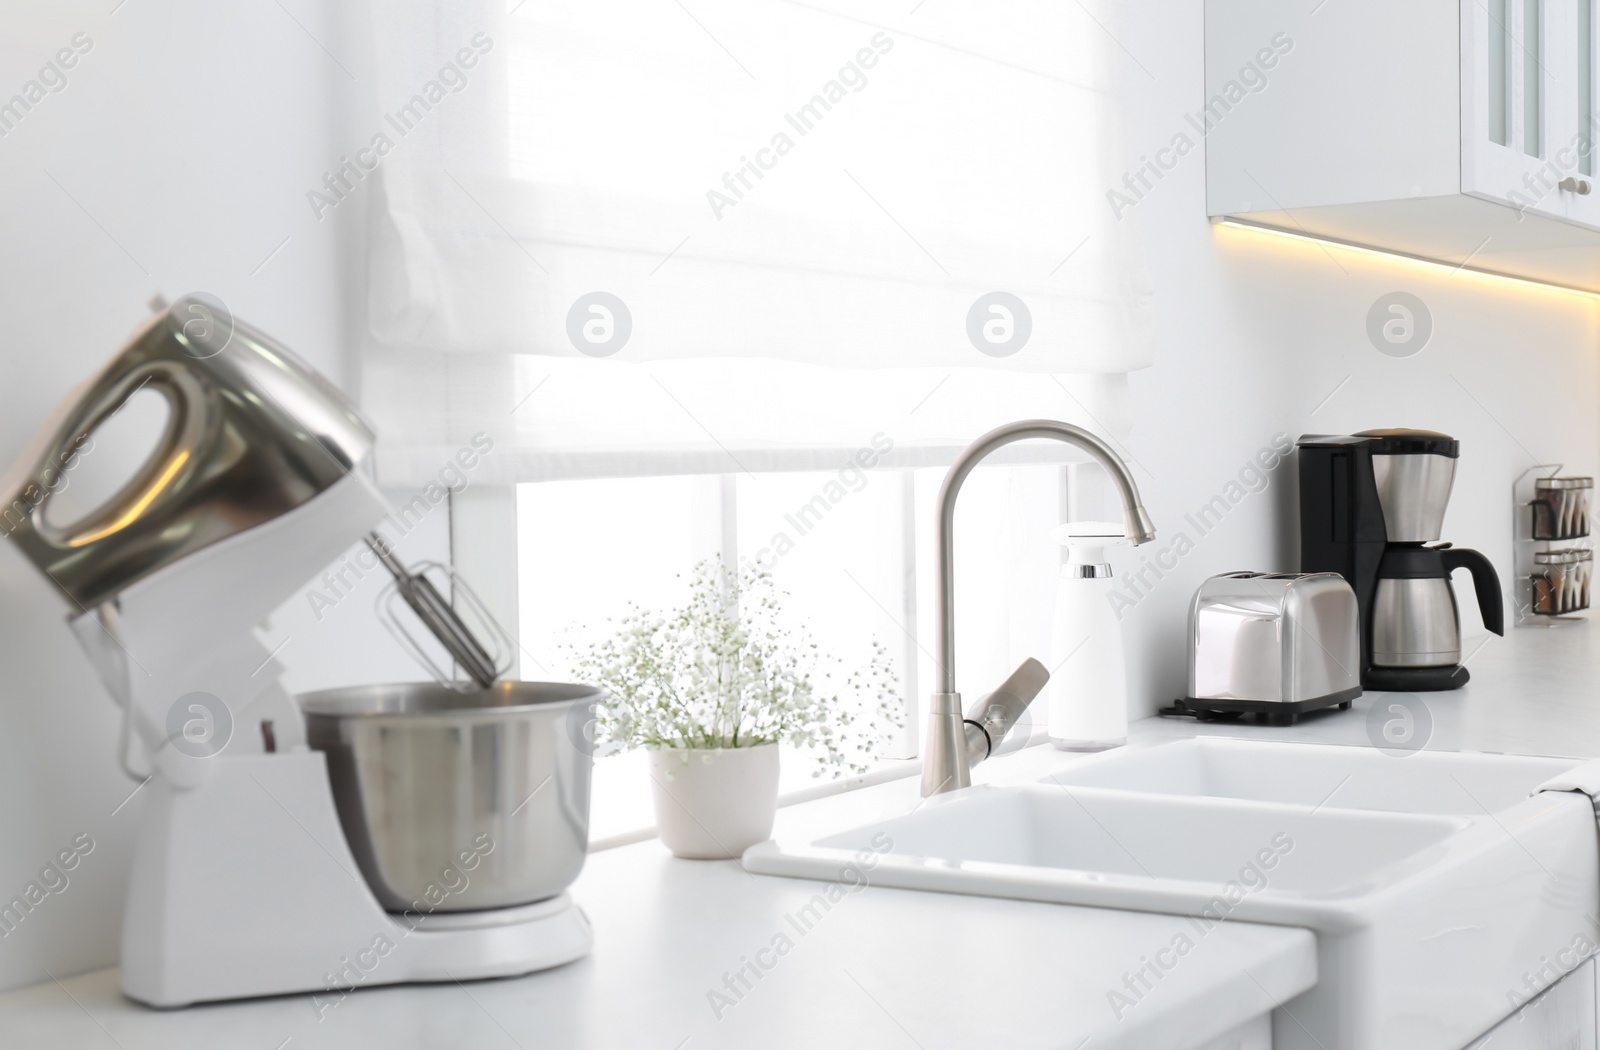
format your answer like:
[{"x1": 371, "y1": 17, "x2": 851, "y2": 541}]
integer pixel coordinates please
[{"x1": 6, "y1": 298, "x2": 590, "y2": 1007}]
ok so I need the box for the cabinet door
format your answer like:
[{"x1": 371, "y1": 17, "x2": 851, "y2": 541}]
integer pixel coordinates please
[
  {"x1": 1462, "y1": 0, "x2": 1569, "y2": 221},
  {"x1": 1558, "y1": 0, "x2": 1600, "y2": 227},
  {"x1": 1462, "y1": 957, "x2": 1596, "y2": 1050}
]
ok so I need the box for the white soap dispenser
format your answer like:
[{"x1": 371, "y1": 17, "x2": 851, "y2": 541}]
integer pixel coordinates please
[{"x1": 1048, "y1": 521, "x2": 1128, "y2": 751}]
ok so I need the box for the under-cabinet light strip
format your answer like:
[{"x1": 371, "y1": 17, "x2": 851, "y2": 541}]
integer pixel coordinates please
[{"x1": 1213, "y1": 216, "x2": 1600, "y2": 301}]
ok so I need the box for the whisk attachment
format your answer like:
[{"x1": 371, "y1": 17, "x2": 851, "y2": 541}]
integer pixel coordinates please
[{"x1": 366, "y1": 533, "x2": 511, "y2": 691}]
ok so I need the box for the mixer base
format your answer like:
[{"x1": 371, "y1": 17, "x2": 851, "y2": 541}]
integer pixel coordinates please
[{"x1": 120, "y1": 751, "x2": 592, "y2": 1008}]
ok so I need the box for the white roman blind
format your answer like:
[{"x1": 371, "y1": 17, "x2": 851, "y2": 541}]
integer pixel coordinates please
[{"x1": 356, "y1": 0, "x2": 1152, "y2": 484}]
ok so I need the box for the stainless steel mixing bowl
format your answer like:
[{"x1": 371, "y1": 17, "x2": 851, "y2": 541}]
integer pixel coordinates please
[{"x1": 299, "y1": 681, "x2": 596, "y2": 913}]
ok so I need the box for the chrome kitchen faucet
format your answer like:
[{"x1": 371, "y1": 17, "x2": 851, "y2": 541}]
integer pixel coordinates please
[{"x1": 921, "y1": 420, "x2": 1156, "y2": 797}]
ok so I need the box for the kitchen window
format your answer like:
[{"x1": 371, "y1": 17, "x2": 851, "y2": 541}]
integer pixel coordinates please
[{"x1": 354, "y1": 0, "x2": 1153, "y2": 834}]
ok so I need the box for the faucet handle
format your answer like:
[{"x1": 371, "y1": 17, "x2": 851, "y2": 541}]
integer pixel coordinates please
[{"x1": 963, "y1": 658, "x2": 1051, "y2": 765}]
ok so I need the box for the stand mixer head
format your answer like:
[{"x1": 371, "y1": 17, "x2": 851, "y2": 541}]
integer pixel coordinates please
[
  {"x1": 1, "y1": 296, "x2": 391, "y2": 780},
  {"x1": 4, "y1": 295, "x2": 506, "y2": 777},
  {"x1": 2, "y1": 294, "x2": 374, "y2": 610}
]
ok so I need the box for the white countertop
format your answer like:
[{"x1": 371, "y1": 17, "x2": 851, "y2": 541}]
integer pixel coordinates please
[
  {"x1": 1142, "y1": 618, "x2": 1600, "y2": 759},
  {"x1": 0, "y1": 848, "x2": 1314, "y2": 1050},
  {"x1": 5, "y1": 618, "x2": 1596, "y2": 1049}
]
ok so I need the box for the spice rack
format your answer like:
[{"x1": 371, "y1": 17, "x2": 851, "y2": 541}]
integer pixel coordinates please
[{"x1": 1515, "y1": 466, "x2": 1594, "y2": 626}]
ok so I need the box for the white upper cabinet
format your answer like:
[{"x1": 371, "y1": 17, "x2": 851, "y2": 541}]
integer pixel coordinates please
[{"x1": 1206, "y1": 0, "x2": 1600, "y2": 291}]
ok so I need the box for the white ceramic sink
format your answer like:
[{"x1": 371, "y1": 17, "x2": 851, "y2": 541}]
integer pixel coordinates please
[{"x1": 744, "y1": 739, "x2": 1600, "y2": 1050}]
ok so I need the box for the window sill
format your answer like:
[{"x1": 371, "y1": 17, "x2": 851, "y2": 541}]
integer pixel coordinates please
[{"x1": 586, "y1": 728, "x2": 1054, "y2": 853}]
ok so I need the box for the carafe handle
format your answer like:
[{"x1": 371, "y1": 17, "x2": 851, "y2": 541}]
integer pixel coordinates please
[{"x1": 1440, "y1": 547, "x2": 1504, "y2": 636}]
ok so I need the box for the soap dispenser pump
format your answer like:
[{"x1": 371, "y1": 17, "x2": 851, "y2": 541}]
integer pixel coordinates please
[{"x1": 1048, "y1": 521, "x2": 1129, "y2": 751}]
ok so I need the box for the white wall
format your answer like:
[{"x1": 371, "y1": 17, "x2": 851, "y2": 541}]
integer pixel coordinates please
[
  {"x1": 0, "y1": 0, "x2": 365, "y2": 992},
  {"x1": 1111, "y1": 3, "x2": 1599, "y2": 716}
]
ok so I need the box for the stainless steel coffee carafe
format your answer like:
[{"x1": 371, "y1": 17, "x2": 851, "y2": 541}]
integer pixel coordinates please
[{"x1": 1369, "y1": 440, "x2": 1501, "y2": 669}]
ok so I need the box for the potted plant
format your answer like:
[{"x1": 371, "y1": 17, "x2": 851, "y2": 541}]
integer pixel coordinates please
[{"x1": 568, "y1": 559, "x2": 900, "y2": 859}]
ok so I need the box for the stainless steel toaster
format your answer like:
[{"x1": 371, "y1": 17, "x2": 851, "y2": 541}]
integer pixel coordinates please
[{"x1": 1176, "y1": 571, "x2": 1362, "y2": 726}]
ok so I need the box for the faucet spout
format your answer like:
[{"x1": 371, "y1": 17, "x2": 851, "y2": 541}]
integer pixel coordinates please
[{"x1": 920, "y1": 420, "x2": 1154, "y2": 797}]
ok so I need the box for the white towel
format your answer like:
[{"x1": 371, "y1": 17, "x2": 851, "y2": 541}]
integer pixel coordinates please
[{"x1": 1533, "y1": 759, "x2": 1600, "y2": 821}]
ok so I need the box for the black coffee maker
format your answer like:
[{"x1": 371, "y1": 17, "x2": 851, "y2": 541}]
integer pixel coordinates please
[{"x1": 1298, "y1": 429, "x2": 1503, "y2": 690}]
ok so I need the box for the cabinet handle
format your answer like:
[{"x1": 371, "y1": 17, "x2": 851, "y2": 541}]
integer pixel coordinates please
[{"x1": 1559, "y1": 176, "x2": 1593, "y2": 195}]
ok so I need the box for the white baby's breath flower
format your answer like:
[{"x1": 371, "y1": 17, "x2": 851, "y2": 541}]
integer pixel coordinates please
[{"x1": 562, "y1": 559, "x2": 901, "y2": 777}]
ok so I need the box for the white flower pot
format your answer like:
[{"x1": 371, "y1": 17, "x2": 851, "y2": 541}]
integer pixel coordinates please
[{"x1": 649, "y1": 744, "x2": 780, "y2": 860}]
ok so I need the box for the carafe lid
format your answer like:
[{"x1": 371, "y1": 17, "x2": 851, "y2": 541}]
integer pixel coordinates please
[{"x1": 1354, "y1": 428, "x2": 1459, "y2": 457}]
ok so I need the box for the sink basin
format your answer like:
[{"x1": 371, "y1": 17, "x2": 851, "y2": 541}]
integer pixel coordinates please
[
  {"x1": 817, "y1": 785, "x2": 1465, "y2": 898},
  {"x1": 744, "y1": 739, "x2": 1599, "y2": 1050},
  {"x1": 1048, "y1": 736, "x2": 1579, "y2": 816}
]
